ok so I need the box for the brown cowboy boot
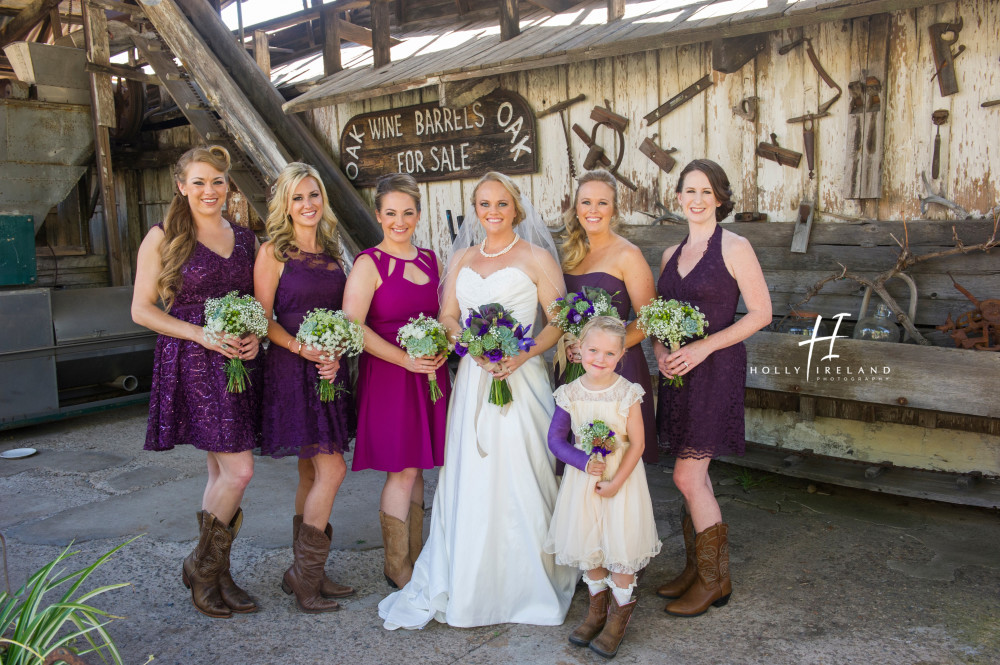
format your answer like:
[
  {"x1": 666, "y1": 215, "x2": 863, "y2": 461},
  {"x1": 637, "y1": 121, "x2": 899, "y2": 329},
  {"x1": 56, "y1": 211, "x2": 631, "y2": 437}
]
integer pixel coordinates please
[
  {"x1": 281, "y1": 522, "x2": 341, "y2": 613},
  {"x1": 182, "y1": 511, "x2": 231, "y2": 618},
  {"x1": 590, "y1": 592, "x2": 639, "y2": 658},
  {"x1": 408, "y1": 502, "x2": 425, "y2": 566},
  {"x1": 204, "y1": 508, "x2": 257, "y2": 613},
  {"x1": 293, "y1": 515, "x2": 355, "y2": 599},
  {"x1": 568, "y1": 587, "x2": 610, "y2": 647},
  {"x1": 657, "y1": 510, "x2": 696, "y2": 599},
  {"x1": 379, "y1": 511, "x2": 413, "y2": 588},
  {"x1": 665, "y1": 522, "x2": 732, "y2": 617}
]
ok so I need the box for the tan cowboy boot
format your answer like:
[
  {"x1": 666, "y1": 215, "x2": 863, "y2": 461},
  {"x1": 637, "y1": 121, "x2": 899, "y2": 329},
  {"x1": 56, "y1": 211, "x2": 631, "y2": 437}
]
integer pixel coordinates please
[
  {"x1": 657, "y1": 510, "x2": 696, "y2": 599},
  {"x1": 665, "y1": 522, "x2": 732, "y2": 617},
  {"x1": 379, "y1": 511, "x2": 413, "y2": 588},
  {"x1": 568, "y1": 587, "x2": 610, "y2": 647},
  {"x1": 408, "y1": 502, "x2": 425, "y2": 565},
  {"x1": 182, "y1": 511, "x2": 231, "y2": 618},
  {"x1": 281, "y1": 522, "x2": 341, "y2": 613},
  {"x1": 293, "y1": 515, "x2": 355, "y2": 598},
  {"x1": 205, "y1": 508, "x2": 257, "y2": 613},
  {"x1": 590, "y1": 592, "x2": 639, "y2": 658}
]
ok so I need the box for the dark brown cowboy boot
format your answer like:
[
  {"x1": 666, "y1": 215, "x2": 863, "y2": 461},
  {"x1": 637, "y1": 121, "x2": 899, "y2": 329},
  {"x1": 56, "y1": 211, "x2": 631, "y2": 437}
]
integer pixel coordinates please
[
  {"x1": 408, "y1": 502, "x2": 425, "y2": 566},
  {"x1": 281, "y1": 522, "x2": 341, "y2": 613},
  {"x1": 568, "y1": 587, "x2": 610, "y2": 647},
  {"x1": 657, "y1": 510, "x2": 696, "y2": 599},
  {"x1": 665, "y1": 522, "x2": 732, "y2": 617},
  {"x1": 182, "y1": 511, "x2": 231, "y2": 618},
  {"x1": 590, "y1": 592, "x2": 639, "y2": 658},
  {"x1": 215, "y1": 508, "x2": 257, "y2": 613},
  {"x1": 293, "y1": 515, "x2": 355, "y2": 598},
  {"x1": 379, "y1": 511, "x2": 413, "y2": 588}
]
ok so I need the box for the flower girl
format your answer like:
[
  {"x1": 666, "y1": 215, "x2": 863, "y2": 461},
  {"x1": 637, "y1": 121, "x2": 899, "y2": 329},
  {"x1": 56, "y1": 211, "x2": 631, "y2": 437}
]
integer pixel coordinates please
[{"x1": 544, "y1": 316, "x2": 660, "y2": 658}]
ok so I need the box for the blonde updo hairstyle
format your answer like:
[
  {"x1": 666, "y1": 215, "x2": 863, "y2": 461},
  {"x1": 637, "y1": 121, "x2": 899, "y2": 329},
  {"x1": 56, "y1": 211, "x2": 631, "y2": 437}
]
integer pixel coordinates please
[
  {"x1": 266, "y1": 162, "x2": 343, "y2": 263},
  {"x1": 578, "y1": 315, "x2": 626, "y2": 352},
  {"x1": 158, "y1": 145, "x2": 232, "y2": 312},
  {"x1": 375, "y1": 173, "x2": 421, "y2": 212},
  {"x1": 470, "y1": 171, "x2": 526, "y2": 227},
  {"x1": 560, "y1": 169, "x2": 621, "y2": 272}
]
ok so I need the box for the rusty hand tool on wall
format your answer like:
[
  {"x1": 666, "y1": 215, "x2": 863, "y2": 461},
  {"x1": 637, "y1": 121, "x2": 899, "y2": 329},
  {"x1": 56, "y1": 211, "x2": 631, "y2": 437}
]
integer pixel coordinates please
[
  {"x1": 778, "y1": 37, "x2": 842, "y2": 115},
  {"x1": 571, "y1": 104, "x2": 638, "y2": 191},
  {"x1": 756, "y1": 133, "x2": 802, "y2": 168},
  {"x1": 638, "y1": 133, "x2": 677, "y2": 174},
  {"x1": 931, "y1": 109, "x2": 949, "y2": 179},
  {"x1": 732, "y1": 96, "x2": 759, "y2": 123},
  {"x1": 929, "y1": 17, "x2": 964, "y2": 97},
  {"x1": 787, "y1": 114, "x2": 822, "y2": 179},
  {"x1": 643, "y1": 74, "x2": 713, "y2": 125},
  {"x1": 538, "y1": 93, "x2": 587, "y2": 178}
]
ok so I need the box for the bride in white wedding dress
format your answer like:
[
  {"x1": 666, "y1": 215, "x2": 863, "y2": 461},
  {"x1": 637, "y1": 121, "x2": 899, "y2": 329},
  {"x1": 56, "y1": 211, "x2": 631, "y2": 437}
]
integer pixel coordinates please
[{"x1": 378, "y1": 172, "x2": 577, "y2": 630}]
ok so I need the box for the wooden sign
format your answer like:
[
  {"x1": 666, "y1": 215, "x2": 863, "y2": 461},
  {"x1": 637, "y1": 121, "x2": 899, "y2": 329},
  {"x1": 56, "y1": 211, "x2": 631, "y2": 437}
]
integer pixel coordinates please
[{"x1": 339, "y1": 89, "x2": 537, "y2": 186}]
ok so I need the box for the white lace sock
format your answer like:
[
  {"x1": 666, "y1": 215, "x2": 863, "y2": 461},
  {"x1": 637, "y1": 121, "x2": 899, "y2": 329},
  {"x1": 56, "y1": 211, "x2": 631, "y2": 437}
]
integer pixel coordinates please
[
  {"x1": 584, "y1": 572, "x2": 608, "y2": 595},
  {"x1": 608, "y1": 577, "x2": 635, "y2": 605}
]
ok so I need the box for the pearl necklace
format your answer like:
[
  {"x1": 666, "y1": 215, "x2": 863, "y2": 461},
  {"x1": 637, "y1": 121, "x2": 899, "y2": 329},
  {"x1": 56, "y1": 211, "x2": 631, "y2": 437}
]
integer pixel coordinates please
[{"x1": 479, "y1": 235, "x2": 519, "y2": 258}]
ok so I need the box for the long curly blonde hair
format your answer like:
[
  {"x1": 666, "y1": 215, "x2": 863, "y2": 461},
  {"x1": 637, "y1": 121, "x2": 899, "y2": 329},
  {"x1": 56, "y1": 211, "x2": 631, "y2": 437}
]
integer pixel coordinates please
[
  {"x1": 265, "y1": 162, "x2": 343, "y2": 263},
  {"x1": 560, "y1": 169, "x2": 621, "y2": 272},
  {"x1": 158, "y1": 145, "x2": 231, "y2": 312}
]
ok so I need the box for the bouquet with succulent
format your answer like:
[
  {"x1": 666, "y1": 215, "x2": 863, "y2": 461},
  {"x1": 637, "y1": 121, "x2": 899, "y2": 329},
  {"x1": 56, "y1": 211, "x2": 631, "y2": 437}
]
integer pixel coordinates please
[
  {"x1": 576, "y1": 419, "x2": 617, "y2": 481},
  {"x1": 454, "y1": 303, "x2": 535, "y2": 407},
  {"x1": 203, "y1": 291, "x2": 269, "y2": 393},
  {"x1": 397, "y1": 314, "x2": 451, "y2": 404},
  {"x1": 296, "y1": 308, "x2": 365, "y2": 402},
  {"x1": 548, "y1": 286, "x2": 622, "y2": 382},
  {"x1": 636, "y1": 297, "x2": 708, "y2": 387}
]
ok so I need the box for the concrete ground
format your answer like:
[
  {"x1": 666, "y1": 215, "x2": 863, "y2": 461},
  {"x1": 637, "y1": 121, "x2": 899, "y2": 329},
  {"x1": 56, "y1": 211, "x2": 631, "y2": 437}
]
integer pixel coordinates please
[{"x1": 1, "y1": 404, "x2": 998, "y2": 665}]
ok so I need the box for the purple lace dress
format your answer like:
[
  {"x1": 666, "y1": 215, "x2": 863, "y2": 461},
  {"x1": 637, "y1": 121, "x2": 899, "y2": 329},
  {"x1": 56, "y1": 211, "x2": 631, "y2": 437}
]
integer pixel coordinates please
[
  {"x1": 352, "y1": 247, "x2": 448, "y2": 473},
  {"x1": 260, "y1": 250, "x2": 354, "y2": 459},
  {"x1": 145, "y1": 223, "x2": 261, "y2": 453},
  {"x1": 656, "y1": 224, "x2": 746, "y2": 459},
  {"x1": 560, "y1": 272, "x2": 658, "y2": 464}
]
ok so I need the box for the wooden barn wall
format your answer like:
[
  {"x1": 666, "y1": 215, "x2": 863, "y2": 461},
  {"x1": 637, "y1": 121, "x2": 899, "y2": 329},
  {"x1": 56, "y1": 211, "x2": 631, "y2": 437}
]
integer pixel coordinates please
[{"x1": 304, "y1": 1, "x2": 1000, "y2": 259}]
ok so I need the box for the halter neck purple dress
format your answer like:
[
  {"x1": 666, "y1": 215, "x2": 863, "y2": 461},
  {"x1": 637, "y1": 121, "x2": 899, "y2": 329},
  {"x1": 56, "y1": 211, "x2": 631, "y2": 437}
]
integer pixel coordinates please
[
  {"x1": 260, "y1": 249, "x2": 354, "y2": 459},
  {"x1": 145, "y1": 222, "x2": 261, "y2": 453},
  {"x1": 656, "y1": 224, "x2": 746, "y2": 459},
  {"x1": 561, "y1": 272, "x2": 658, "y2": 463},
  {"x1": 352, "y1": 247, "x2": 448, "y2": 472}
]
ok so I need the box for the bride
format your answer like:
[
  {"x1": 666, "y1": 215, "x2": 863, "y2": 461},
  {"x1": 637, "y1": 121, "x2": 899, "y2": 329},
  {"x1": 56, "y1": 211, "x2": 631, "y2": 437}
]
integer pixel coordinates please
[{"x1": 378, "y1": 172, "x2": 577, "y2": 629}]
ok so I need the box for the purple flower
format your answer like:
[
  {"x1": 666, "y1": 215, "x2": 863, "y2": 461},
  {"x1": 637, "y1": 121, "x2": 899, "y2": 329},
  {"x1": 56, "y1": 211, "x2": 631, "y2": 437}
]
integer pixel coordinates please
[
  {"x1": 454, "y1": 344, "x2": 469, "y2": 358},
  {"x1": 486, "y1": 348, "x2": 504, "y2": 363},
  {"x1": 592, "y1": 444, "x2": 611, "y2": 457},
  {"x1": 567, "y1": 310, "x2": 582, "y2": 324},
  {"x1": 518, "y1": 337, "x2": 536, "y2": 352},
  {"x1": 464, "y1": 312, "x2": 473, "y2": 328}
]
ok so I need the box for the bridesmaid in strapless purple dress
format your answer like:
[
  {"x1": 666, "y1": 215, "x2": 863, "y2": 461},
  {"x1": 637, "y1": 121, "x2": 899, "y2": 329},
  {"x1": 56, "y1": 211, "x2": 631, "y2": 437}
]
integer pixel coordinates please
[
  {"x1": 255, "y1": 163, "x2": 355, "y2": 613},
  {"x1": 651, "y1": 160, "x2": 771, "y2": 618},
  {"x1": 343, "y1": 174, "x2": 448, "y2": 590},
  {"x1": 132, "y1": 146, "x2": 261, "y2": 618},
  {"x1": 558, "y1": 170, "x2": 658, "y2": 463}
]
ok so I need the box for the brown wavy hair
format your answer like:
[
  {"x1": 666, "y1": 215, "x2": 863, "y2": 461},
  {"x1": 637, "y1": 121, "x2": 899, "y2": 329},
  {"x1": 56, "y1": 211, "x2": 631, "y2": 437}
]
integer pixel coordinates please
[
  {"x1": 157, "y1": 145, "x2": 231, "y2": 311},
  {"x1": 676, "y1": 159, "x2": 735, "y2": 222},
  {"x1": 470, "y1": 171, "x2": 526, "y2": 227},
  {"x1": 560, "y1": 169, "x2": 620, "y2": 271},
  {"x1": 265, "y1": 162, "x2": 343, "y2": 263},
  {"x1": 375, "y1": 173, "x2": 421, "y2": 212}
]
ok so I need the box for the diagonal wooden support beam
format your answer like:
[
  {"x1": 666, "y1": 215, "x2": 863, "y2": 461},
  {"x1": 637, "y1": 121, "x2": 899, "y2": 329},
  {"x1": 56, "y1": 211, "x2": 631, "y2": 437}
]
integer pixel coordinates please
[{"x1": 0, "y1": 0, "x2": 62, "y2": 49}]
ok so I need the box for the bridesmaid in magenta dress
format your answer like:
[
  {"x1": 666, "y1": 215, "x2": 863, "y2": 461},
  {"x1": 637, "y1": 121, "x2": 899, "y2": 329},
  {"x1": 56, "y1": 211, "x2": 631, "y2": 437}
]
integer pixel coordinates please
[
  {"x1": 132, "y1": 145, "x2": 261, "y2": 619},
  {"x1": 558, "y1": 170, "x2": 658, "y2": 464},
  {"x1": 343, "y1": 174, "x2": 449, "y2": 589},
  {"x1": 255, "y1": 162, "x2": 356, "y2": 613},
  {"x1": 652, "y1": 159, "x2": 771, "y2": 617}
]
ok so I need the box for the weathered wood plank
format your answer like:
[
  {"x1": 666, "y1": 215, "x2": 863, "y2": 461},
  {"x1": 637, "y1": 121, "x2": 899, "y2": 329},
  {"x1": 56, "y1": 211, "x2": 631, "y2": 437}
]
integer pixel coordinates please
[
  {"x1": 253, "y1": 29, "x2": 271, "y2": 77},
  {"x1": 0, "y1": 0, "x2": 62, "y2": 49}
]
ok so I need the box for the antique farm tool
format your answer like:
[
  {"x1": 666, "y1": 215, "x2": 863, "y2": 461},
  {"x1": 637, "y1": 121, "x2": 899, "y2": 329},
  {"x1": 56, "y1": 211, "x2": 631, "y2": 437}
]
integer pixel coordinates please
[
  {"x1": 643, "y1": 74, "x2": 713, "y2": 125},
  {"x1": 778, "y1": 37, "x2": 842, "y2": 115},
  {"x1": 929, "y1": 17, "x2": 964, "y2": 97},
  {"x1": 732, "y1": 96, "x2": 759, "y2": 123},
  {"x1": 790, "y1": 200, "x2": 815, "y2": 253},
  {"x1": 936, "y1": 277, "x2": 1000, "y2": 351},
  {"x1": 538, "y1": 93, "x2": 586, "y2": 178},
  {"x1": 756, "y1": 133, "x2": 802, "y2": 168},
  {"x1": 787, "y1": 115, "x2": 819, "y2": 179},
  {"x1": 590, "y1": 103, "x2": 628, "y2": 132},
  {"x1": 571, "y1": 118, "x2": 637, "y2": 191},
  {"x1": 931, "y1": 109, "x2": 949, "y2": 179},
  {"x1": 712, "y1": 34, "x2": 768, "y2": 74},
  {"x1": 638, "y1": 134, "x2": 677, "y2": 173},
  {"x1": 982, "y1": 100, "x2": 1000, "y2": 108}
]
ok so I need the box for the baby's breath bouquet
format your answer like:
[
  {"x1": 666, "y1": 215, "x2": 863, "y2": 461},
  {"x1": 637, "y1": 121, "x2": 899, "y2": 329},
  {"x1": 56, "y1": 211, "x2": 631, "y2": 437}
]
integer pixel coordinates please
[
  {"x1": 576, "y1": 420, "x2": 617, "y2": 481},
  {"x1": 296, "y1": 308, "x2": 365, "y2": 402},
  {"x1": 637, "y1": 297, "x2": 708, "y2": 387},
  {"x1": 548, "y1": 286, "x2": 621, "y2": 382},
  {"x1": 397, "y1": 314, "x2": 450, "y2": 403},
  {"x1": 203, "y1": 291, "x2": 268, "y2": 393}
]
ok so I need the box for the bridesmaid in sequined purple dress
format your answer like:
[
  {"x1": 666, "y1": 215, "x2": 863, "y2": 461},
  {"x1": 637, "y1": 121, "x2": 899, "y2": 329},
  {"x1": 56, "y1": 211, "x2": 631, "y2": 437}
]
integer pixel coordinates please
[
  {"x1": 343, "y1": 174, "x2": 448, "y2": 589},
  {"x1": 132, "y1": 146, "x2": 261, "y2": 619},
  {"x1": 652, "y1": 159, "x2": 771, "y2": 618},
  {"x1": 557, "y1": 170, "x2": 658, "y2": 464},
  {"x1": 255, "y1": 163, "x2": 355, "y2": 613}
]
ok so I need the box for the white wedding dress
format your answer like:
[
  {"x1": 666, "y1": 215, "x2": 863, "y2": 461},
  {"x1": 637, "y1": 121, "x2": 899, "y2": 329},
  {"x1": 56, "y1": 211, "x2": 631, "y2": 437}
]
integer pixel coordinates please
[{"x1": 379, "y1": 266, "x2": 577, "y2": 629}]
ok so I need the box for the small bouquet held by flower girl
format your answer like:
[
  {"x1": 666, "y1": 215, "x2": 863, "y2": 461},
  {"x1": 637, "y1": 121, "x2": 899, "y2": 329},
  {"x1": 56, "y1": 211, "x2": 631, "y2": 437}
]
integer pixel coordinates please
[
  {"x1": 296, "y1": 308, "x2": 365, "y2": 402},
  {"x1": 637, "y1": 297, "x2": 708, "y2": 387},
  {"x1": 548, "y1": 286, "x2": 621, "y2": 382},
  {"x1": 397, "y1": 314, "x2": 450, "y2": 404},
  {"x1": 203, "y1": 291, "x2": 269, "y2": 393},
  {"x1": 454, "y1": 303, "x2": 535, "y2": 407},
  {"x1": 577, "y1": 420, "x2": 617, "y2": 481}
]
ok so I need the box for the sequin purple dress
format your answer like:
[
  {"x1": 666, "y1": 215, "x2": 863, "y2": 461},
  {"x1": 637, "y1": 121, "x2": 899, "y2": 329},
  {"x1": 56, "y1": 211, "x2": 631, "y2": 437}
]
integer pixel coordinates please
[
  {"x1": 352, "y1": 247, "x2": 448, "y2": 473},
  {"x1": 656, "y1": 224, "x2": 746, "y2": 459},
  {"x1": 145, "y1": 223, "x2": 261, "y2": 453},
  {"x1": 561, "y1": 272, "x2": 658, "y2": 463},
  {"x1": 260, "y1": 250, "x2": 354, "y2": 459}
]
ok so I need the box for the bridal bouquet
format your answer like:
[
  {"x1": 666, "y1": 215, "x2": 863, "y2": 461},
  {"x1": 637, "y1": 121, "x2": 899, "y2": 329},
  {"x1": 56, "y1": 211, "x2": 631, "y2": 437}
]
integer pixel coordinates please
[
  {"x1": 637, "y1": 297, "x2": 708, "y2": 387},
  {"x1": 296, "y1": 308, "x2": 365, "y2": 402},
  {"x1": 577, "y1": 420, "x2": 617, "y2": 481},
  {"x1": 454, "y1": 303, "x2": 535, "y2": 407},
  {"x1": 398, "y1": 314, "x2": 450, "y2": 404},
  {"x1": 203, "y1": 291, "x2": 269, "y2": 393},
  {"x1": 548, "y1": 286, "x2": 621, "y2": 382}
]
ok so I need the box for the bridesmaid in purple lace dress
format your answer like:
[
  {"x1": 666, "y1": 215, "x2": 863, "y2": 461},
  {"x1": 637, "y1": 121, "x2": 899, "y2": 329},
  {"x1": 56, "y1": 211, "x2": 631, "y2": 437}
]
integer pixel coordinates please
[
  {"x1": 342, "y1": 174, "x2": 448, "y2": 590},
  {"x1": 132, "y1": 146, "x2": 261, "y2": 619},
  {"x1": 254, "y1": 162, "x2": 355, "y2": 613},
  {"x1": 652, "y1": 159, "x2": 771, "y2": 617},
  {"x1": 558, "y1": 170, "x2": 658, "y2": 464}
]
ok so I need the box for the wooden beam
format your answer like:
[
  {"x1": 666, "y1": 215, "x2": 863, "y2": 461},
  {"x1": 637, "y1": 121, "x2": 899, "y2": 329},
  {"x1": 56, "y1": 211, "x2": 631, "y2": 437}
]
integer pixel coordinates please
[
  {"x1": 49, "y1": 7, "x2": 63, "y2": 39},
  {"x1": 499, "y1": 0, "x2": 519, "y2": 41},
  {"x1": 438, "y1": 76, "x2": 498, "y2": 107},
  {"x1": 370, "y1": 0, "x2": 391, "y2": 68},
  {"x1": 253, "y1": 29, "x2": 270, "y2": 77},
  {"x1": 0, "y1": 0, "x2": 63, "y2": 49},
  {"x1": 85, "y1": 61, "x2": 161, "y2": 85},
  {"x1": 237, "y1": 1, "x2": 368, "y2": 36},
  {"x1": 394, "y1": 0, "x2": 407, "y2": 25},
  {"x1": 91, "y1": 0, "x2": 145, "y2": 17},
  {"x1": 336, "y1": 17, "x2": 401, "y2": 48},
  {"x1": 320, "y1": 7, "x2": 341, "y2": 76},
  {"x1": 607, "y1": 0, "x2": 625, "y2": 22},
  {"x1": 526, "y1": 0, "x2": 573, "y2": 12},
  {"x1": 454, "y1": 0, "x2": 471, "y2": 15}
]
